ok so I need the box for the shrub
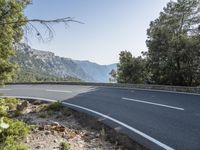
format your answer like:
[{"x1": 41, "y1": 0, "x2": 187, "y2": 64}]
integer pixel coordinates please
[
  {"x1": 100, "y1": 127, "x2": 106, "y2": 141},
  {"x1": 13, "y1": 110, "x2": 23, "y2": 117},
  {"x1": 0, "y1": 117, "x2": 30, "y2": 150},
  {"x1": 47, "y1": 101, "x2": 63, "y2": 111},
  {"x1": 38, "y1": 112, "x2": 47, "y2": 118},
  {"x1": 2, "y1": 136, "x2": 28, "y2": 150},
  {"x1": 60, "y1": 142, "x2": 70, "y2": 150},
  {"x1": 0, "y1": 98, "x2": 20, "y2": 110},
  {"x1": 0, "y1": 98, "x2": 20, "y2": 117},
  {"x1": 0, "y1": 98, "x2": 30, "y2": 149},
  {"x1": 0, "y1": 106, "x2": 8, "y2": 117}
]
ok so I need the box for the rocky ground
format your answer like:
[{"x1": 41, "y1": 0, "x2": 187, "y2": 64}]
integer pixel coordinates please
[{"x1": 14, "y1": 100, "x2": 124, "y2": 150}]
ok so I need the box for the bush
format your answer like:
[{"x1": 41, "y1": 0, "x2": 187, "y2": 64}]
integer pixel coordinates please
[
  {"x1": 0, "y1": 106, "x2": 8, "y2": 117},
  {"x1": 0, "y1": 98, "x2": 20, "y2": 117},
  {"x1": 13, "y1": 110, "x2": 23, "y2": 117},
  {"x1": 47, "y1": 101, "x2": 63, "y2": 111},
  {"x1": 38, "y1": 112, "x2": 47, "y2": 118},
  {"x1": 0, "y1": 117, "x2": 30, "y2": 150},
  {"x1": 0, "y1": 98, "x2": 20, "y2": 110},
  {"x1": 0, "y1": 98, "x2": 30, "y2": 149},
  {"x1": 2, "y1": 136, "x2": 28, "y2": 150},
  {"x1": 60, "y1": 142, "x2": 70, "y2": 150}
]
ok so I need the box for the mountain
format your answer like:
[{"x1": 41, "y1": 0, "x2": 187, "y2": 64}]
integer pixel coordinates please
[
  {"x1": 75, "y1": 60, "x2": 117, "y2": 82},
  {"x1": 11, "y1": 43, "x2": 116, "y2": 82}
]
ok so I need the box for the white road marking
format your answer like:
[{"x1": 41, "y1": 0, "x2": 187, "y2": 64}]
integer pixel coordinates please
[
  {"x1": 62, "y1": 102, "x2": 174, "y2": 150},
  {"x1": 0, "y1": 89, "x2": 11, "y2": 91},
  {"x1": 0, "y1": 95, "x2": 175, "y2": 150},
  {"x1": 122, "y1": 97, "x2": 184, "y2": 111},
  {"x1": 104, "y1": 86, "x2": 200, "y2": 96},
  {"x1": 130, "y1": 87, "x2": 200, "y2": 96},
  {"x1": 45, "y1": 89, "x2": 72, "y2": 93}
]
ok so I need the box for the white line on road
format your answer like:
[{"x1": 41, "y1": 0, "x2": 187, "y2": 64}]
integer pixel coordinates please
[
  {"x1": 62, "y1": 101, "x2": 175, "y2": 150},
  {"x1": 0, "y1": 95, "x2": 175, "y2": 150},
  {"x1": 104, "y1": 86, "x2": 200, "y2": 96},
  {"x1": 0, "y1": 89, "x2": 11, "y2": 91},
  {"x1": 130, "y1": 88, "x2": 200, "y2": 96},
  {"x1": 122, "y1": 97, "x2": 184, "y2": 111},
  {"x1": 45, "y1": 89, "x2": 72, "y2": 93}
]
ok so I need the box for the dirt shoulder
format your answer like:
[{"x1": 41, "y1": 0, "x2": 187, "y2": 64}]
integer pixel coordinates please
[{"x1": 1, "y1": 98, "x2": 146, "y2": 150}]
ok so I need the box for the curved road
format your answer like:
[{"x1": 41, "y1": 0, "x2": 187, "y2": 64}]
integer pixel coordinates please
[{"x1": 0, "y1": 84, "x2": 200, "y2": 150}]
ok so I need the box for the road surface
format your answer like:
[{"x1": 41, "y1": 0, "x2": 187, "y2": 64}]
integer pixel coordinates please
[{"x1": 0, "y1": 84, "x2": 200, "y2": 150}]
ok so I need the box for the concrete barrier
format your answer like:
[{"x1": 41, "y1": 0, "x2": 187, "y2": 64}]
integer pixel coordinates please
[{"x1": 6, "y1": 82, "x2": 200, "y2": 94}]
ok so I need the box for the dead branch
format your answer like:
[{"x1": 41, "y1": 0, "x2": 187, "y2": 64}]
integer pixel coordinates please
[{"x1": 0, "y1": 17, "x2": 83, "y2": 42}]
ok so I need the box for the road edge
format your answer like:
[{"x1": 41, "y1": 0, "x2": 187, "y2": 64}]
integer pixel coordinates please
[
  {"x1": 1, "y1": 96, "x2": 175, "y2": 150},
  {"x1": 6, "y1": 82, "x2": 200, "y2": 94}
]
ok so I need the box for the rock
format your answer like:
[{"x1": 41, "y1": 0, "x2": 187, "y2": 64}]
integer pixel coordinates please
[
  {"x1": 38, "y1": 126, "x2": 45, "y2": 131},
  {"x1": 45, "y1": 131, "x2": 51, "y2": 135},
  {"x1": 24, "y1": 118, "x2": 33, "y2": 124},
  {"x1": 96, "y1": 133, "x2": 100, "y2": 138},
  {"x1": 51, "y1": 121, "x2": 60, "y2": 126},
  {"x1": 24, "y1": 138, "x2": 29, "y2": 143},
  {"x1": 61, "y1": 132, "x2": 68, "y2": 139},
  {"x1": 32, "y1": 128, "x2": 38, "y2": 133},
  {"x1": 53, "y1": 139, "x2": 57, "y2": 143},
  {"x1": 62, "y1": 132, "x2": 66, "y2": 138},
  {"x1": 50, "y1": 123, "x2": 65, "y2": 133},
  {"x1": 36, "y1": 145, "x2": 42, "y2": 149},
  {"x1": 56, "y1": 125, "x2": 65, "y2": 132},
  {"x1": 17, "y1": 101, "x2": 29, "y2": 111},
  {"x1": 51, "y1": 130, "x2": 56, "y2": 135},
  {"x1": 32, "y1": 100, "x2": 43, "y2": 105}
]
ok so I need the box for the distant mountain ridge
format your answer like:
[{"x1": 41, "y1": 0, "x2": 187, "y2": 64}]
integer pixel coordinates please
[
  {"x1": 75, "y1": 60, "x2": 117, "y2": 82},
  {"x1": 12, "y1": 43, "x2": 117, "y2": 82}
]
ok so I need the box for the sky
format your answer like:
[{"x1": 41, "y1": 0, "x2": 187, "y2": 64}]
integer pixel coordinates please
[{"x1": 24, "y1": 0, "x2": 170, "y2": 65}]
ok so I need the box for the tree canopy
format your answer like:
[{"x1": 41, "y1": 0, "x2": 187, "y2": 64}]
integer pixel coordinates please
[
  {"x1": 113, "y1": 0, "x2": 200, "y2": 86},
  {"x1": 0, "y1": 0, "x2": 80, "y2": 85},
  {"x1": 0, "y1": 0, "x2": 29, "y2": 85},
  {"x1": 146, "y1": 0, "x2": 200, "y2": 86},
  {"x1": 114, "y1": 51, "x2": 147, "y2": 84}
]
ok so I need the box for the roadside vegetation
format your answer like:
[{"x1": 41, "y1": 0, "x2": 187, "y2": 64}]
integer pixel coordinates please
[
  {"x1": 10, "y1": 51, "x2": 82, "y2": 83},
  {"x1": 0, "y1": 98, "x2": 143, "y2": 150},
  {"x1": 0, "y1": 0, "x2": 79, "y2": 85},
  {"x1": 110, "y1": 0, "x2": 200, "y2": 86},
  {"x1": 59, "y1": 142, "x2": 71, "y2": 150},
  {"x1": 12, "y1": 69, "x2": 82, "y2": 83},
  {"x1": 0, "y1": 1, "x2": 199, "y2": 149},
  {"x1": 0, "y1": 0, "x2": 199, "y2": 87},
  {"x1": 0, "y1": 98, "x2": 30, "y2": 150}
]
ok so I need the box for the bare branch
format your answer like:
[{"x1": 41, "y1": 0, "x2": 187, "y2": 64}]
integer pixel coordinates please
[
  {"x1": 0, "y1": 17, "x2": 83, "y2": 26},
  {"x1": 0, "y1": 17, "x2": 83, "y2": 42}
]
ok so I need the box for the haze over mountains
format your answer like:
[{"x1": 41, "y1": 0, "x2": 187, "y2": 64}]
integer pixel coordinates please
[{"x1": 12, "y1": 43, "x2": 117, "y2": 82}]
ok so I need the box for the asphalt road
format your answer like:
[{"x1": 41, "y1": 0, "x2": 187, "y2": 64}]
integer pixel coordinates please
[{"x1": 0, "y1": 84, "x2": 200, "y2": 150}]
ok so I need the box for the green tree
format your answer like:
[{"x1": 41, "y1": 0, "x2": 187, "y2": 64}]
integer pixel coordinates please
[
  {"x1": 0, "y1": 0, "x2": 29, "y2": 85},
  {"x1": 114, "y1": 51, "x2": 147, "y2": 84},
  {"x1": 109, "y1": 69, "x2": 117, "y2": 83},
  {"x1": 0, "y1": 1, "x2": 80, "y2": 85},
  {"x1": 146, "y1": 0, "x2": 200, "y2": 86}
]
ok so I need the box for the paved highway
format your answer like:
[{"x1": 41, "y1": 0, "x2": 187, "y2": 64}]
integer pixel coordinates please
[{"x1": 0, "y1": 84, "x2": 200, "y2": 150}]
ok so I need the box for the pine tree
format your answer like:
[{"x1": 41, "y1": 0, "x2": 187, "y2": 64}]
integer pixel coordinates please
[
  {"x1": 146, "y1": 0, "x2": 200, "y2": 86},
  {"x1": 0, "y1": 0, "x2": 29, "y2": 85}
]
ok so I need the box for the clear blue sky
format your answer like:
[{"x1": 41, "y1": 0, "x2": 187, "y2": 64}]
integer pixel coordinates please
[{"x1": 24, "y1": 0, "x2": 169, "y2": 65}]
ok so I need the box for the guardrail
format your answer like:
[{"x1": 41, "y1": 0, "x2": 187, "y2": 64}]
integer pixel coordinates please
[{"x1": 6, "y1": 82, "x2": 200, "y2": 94}]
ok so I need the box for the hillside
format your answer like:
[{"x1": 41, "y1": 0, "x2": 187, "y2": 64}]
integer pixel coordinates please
[
  {"x1": 75, "y1": 60, "x2": 117, "y2": 82},
  {"x1": 11, "y1": 43, "x2": 116, "y2": 82}
]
